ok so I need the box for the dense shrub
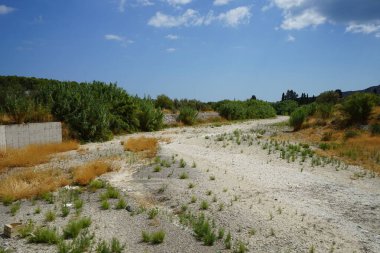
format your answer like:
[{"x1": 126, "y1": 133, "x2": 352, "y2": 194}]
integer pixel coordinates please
[
  {"x1": 217, "y1": 100, "x2": 276, "y2": 120},
  {"x1": 316, "y1": 91, "x2": 340, "y2": 104},
  {"x1": 178, "y1": 106, "x2": 198, "y2": 125},
  {"x1": 155, "y1": 94, "x2": 174, "y2": 111},
  {"x1": 273, "y1": 100, "x2": 299, "y2": 115},
  {"x1": 342, "y1": 93, "x2": 377, "y2": 124},
  {"x1": 0, "y1": 76, "x2": 164, "y2": 141},
  {"x1": 370, "y1": 124, "x2": 380, "y2": 135},
  {"x1": 289, "y1": 104, "x2": 315, "y2": 131}
]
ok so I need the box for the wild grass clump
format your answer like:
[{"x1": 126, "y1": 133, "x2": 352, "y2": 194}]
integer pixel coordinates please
[
  {"x1": 58, "y1": 231, "x2": 94, "y2": 253},
  {"x1": 95, "y1": 238, "x2": 125, "y2": 253},
  {"x1": 179, "y1": 172, "x2": 189, "y2": 179},
  {"x1": 73, "y1": 161, "x2": 113, "y2": 186},
  {"x1": 141, "y1": 230, "x2": 166, "y2": 244},
  {"x1": 178, "y1": 107, "x2": 198, "y2": 125},
  {"x1": 124, "y1": 136, "x2": 158, "y2": 158},
  {"x1": 0, "y1": 141, "x2": 79, "y2": 172},
  {"x1": 19, "y1": 220, "x2": 35, "y2": 238},
  {"x1": 45, "y1": 210, "x2": 56, "y2": 222},
  {"x1": 28, "y1": 227, "x2": 60, "y2": 244},
  {"x1": 10, "y1": 202, "x2": 21, "y2": 216},
  {"x1": 148, "y1": 208, "x2": 159, "y2": 219},
  {"x1": 63, "y1": 217, "x2": 92, "y2": 239},
  {"x1": 200, "y1": 200, "x2": 209, "y2": 210},
  {"x1": 179, "y1": 158, "x2": 186, "y2": 168},
  {"x1": 89, "y1": 179, "x2": 107, "y2": 191},
  {"x1": 115, "y1": 198, "x2": 127, "y2": 210},
  {"x1": 193, "y1": 214, "x2": 216, "y2": 246},
  {"x1": 0, "y1": 168, "x2": 70, "y2": 202}
]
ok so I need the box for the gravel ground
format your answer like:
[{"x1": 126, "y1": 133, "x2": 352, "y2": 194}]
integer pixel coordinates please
[{"x1": 1, "y1": 116, "x2": 379, "y2": 253}]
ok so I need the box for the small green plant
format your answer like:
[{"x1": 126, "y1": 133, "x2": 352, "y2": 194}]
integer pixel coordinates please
[
  {"x1": 41, "y1": 192, "x2": 54, "y2": 204},
  {"x1": 106, "y1": 187, "x2": 120, "y2": 199},
  {"x1": 371, "y1": 124, "x2": 380, "y2": 135},
  {"x1": 10, "y1": 202, "x2": 21, "y2": 216},
  {"x1": 179, "y1": 158, "x2": 187, "y2": 168},
  {"x1": 224, "y1": 231, "x2": 232, "y2": 249},
  {"x1": 200, "y1": 200, "x2": 209, "y2": 210},
  {"x1": 209, "y1": 175, "x2": 215, "y2": 181},
  {"x1": 153, "y1": 165, "x2": 162, "y2": 172},
  {"x1": 191, "y1": 161, "x2": 197, "y2": 168},
  {"x1": 206, "y1": 190, "x2": 212, "y2": 196},
  {"x1": 178, "y1": 106, "x2": 198, "y2": 125},
  {"x1": 18, "y1": 220, "x2": 35, "y2": 238},
  {"x1": 218, "y1": 228, "x2": 225, "y2": 239},
  {"x1": 115, "y1": 198, "x2": 127, "y2": 210},
  {"x1": 179, "y1": 172, "x2": 189, "y2": 179},
  {"x1": 2, "y1": 196, "x2": 14, "y2": 206},
  {"x1": 248, "y1": 228, "x2": 256, "y2": 236},
  {"x1": 61, "y1": 204, "x2": 70, "y2": 217},
  {"x1": 309, "y1": 245, "x2": 315, "y2": 253},
  {"x1": 45, "y1": 210, "x2": 56, "y2": 222},
  {"x1": 74, "y1": 198, "x2": 84, "y2": 210},
  {"x1": 95, "y1": 238, "x2": 125, "y2": 253},
  {"x1": 101, "y1": 199, "x2": 110, "y2": 210},
  {"x1": 218, "y1": 203, "x2": 224, "y2": 211},
  {"x1": 212, "y1": 195, "x2": 217, "y2": 202},
  {"x1": 235, "y1": 241, "x2": 248, "y2": 253},
  {"x1": 34, "y1": 206, "x2": 41, "y2": 214},
  {"x1": 89, "y1": 179, "x2": 106, "y2": 191},
  {"x1": 28, "y1": 227, "x2": 59, "y2": 244},
  {"x1": 148, "y1": 208, "x2": 159, "y2": 219},
  {"x1": 188, "y1": 182, "x2": 195, "y2": 189},
  {"x1": 58, "y1": 231, "x2": 94, "y2": 253},
  {"x1": 63, "y1": 217, "x2": 92, "y2": 239},
  {"x1": 141, "y1": 230, "x2": 166, "y2": 244},
  {"x1": 319, "y1": 143, "x2": 330, "y2": 150},
  {"x1": 190, "y1": 195, "x2": 197, "y2": 203}
]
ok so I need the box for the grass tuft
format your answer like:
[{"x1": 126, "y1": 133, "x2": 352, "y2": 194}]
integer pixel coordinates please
[{"x1": 124, "y1": 137, "x2": 158, "y2": 158}]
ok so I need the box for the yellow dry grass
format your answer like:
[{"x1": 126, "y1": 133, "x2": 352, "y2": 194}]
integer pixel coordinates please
[
  {"x1": 0, "y1": 168, "x2": 71, "y2": 201},
  {"x1": 0, "y1": 141, "x2": 79, "y2": 172},
  {"x1": 73, "y1": 161, "x2": 113, "y2": 186},
  {"x1": 124, "y1": 136, "x2": 158, "y2": 158}
]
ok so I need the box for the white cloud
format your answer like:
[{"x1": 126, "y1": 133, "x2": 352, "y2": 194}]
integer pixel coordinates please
[
  {"x1": 105, "y1": 34, "x2": 124, "y2": 41},
  {"x1": 166, "y1": 0, "x2": 192, "y2": 6},
  {"x1": 213, "y1": 0, "x2": 233, "y2": 6},
  {"x1": 137, "y1": 0, "x2": 154, "y2": 6},
  {"x1": 148, "y1": 6, "x2": 251, "y2": 28},
  {"x1": 148, "y1": 9, "x2": 203, "y2": 28},
  {"x1": 217, "y1": 6, "x2": 251, "y2": 27},
  {"x1": 272, "y1": 0, "x2": 305, "y2": 10},
  {"x1": 166, "y1": 34, "x2": 179, "y2": 40},
  {"x1": 281, "y1": 9, "x2": 326, "y2": 30},
  {"x1": 166, "y1": 48, "x2": 177, "y2": 52},
  {"x1": 286, "y1": 34, "x2": 296, "y2": 42},
  {"x1": 0, "y1": 5, "x2": 15, "y2": 15},
  {"x1": 118, "y1": 0, "x2": 126, "y2": 12},
  {"x1": 346, "y1": 22, "x2": 380, "y2": 35}
]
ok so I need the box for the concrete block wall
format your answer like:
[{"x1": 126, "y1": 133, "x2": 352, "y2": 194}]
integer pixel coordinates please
[{"x1": 0, "y1": 122, "x2": 62, "y2": 150}]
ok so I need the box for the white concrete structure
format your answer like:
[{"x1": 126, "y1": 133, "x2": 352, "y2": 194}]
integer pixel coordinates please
[{"x1": 0, "y1": 122, "x2": 62, "y2": 150}]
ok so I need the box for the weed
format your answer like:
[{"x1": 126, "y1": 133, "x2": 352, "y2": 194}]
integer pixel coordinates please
[
  {"x1": 61, "y1": 205, "x2": 70, "y2": 217},
  {"x1": 18, "y1": 220, "x2": 35, "y2": 238},
  {"x1": 188, "y1": 182, "x2": 195, "y2": 189},
  {"x1": 42, "y1": 192, "x2": 55, "y2": 204},
  {"x1": 89, "y1": 179, "x2": 106, "y2": 191},
  {"x1": 63, "y1": 217, "x2": 92, "y2": 239},
  {"x1": 218, "y1": 203, "x2": 224, "y2": 211},
  {"x1": 141, "y1": 230, "x2": 166, "y2": 244},
  {"x1": 179, "y1": 172, "x2": 189, "y2": 179},
  {"x1": 235, "y1": 241, "x2": 248, "y2": 253},
  {"x1": 193, "y1": 214, "x2": 215, "y2": 246},
  {"x1": 28, "y1": 227, "x2": 60, "y2": 244},
  {"x1": 209, "y1": 175, "x2": 215, "y2": 181},
  {"x1": 45, "y1": 210, "x2": 56, "y2": 222},
  {"x1": 200, "y1": 200, "x2": 209, "y2": 210},
  {"x1": 58, "y1": 231, "x2": 94, "y2": 253},
  {"x1": 218, "y1": 228, "x2": 225, "y2": 239},
  {"x1": 10, "y1": 202, "x2": 20, "y2": 216},
  {"x1": 157, "y1": 184, "x2": 168, "y2": 194},
  {"x1": 192, "y1": 161, "x2": 197, "y2": 168},
  {"x1": 153, "y1": 165, "x2": 162, "y2": 172},
  {"x1": 34, "y1": 206, "x2": 41, "y2": 214},
  {"x1": 179, "y1": 159, "x2": 187, "y2": 168},
  {"x1": 115, "y1": 198, "x2": 127, "y2": 210},
  {"x1": 224, "y1": 232, "x2": 232, "y2": 249},
  {"x1": 309, "y1": 245, "x2": 315, "y2": 253},
  {"x1": 206, "y1": 190, "x2": 212, "y2": 196},
  {"x1": 101, "y1": 199, "x2": 110, "y2": 210},
  {"x1": 212, "y1": 195, "x2": 217, "y2": 202},
  {"x1": 190, "y1": 196, "x2": 197, "y2": 203},
  {"x1": 106, "y1": 187, "x2": 120, "y2": 199},
  {"x1": 148, "y1": 208, "x2": 159, "y2": 219},
  {"x1": 95, "y1": 238, "x2": 125, "y2": 253},
  {"x1": 74, "y1": 198, "x2": 84, "y2": 210}
]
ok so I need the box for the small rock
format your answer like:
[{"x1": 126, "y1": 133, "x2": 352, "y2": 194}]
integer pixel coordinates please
[{"x1": 126, "y1": 205, "x2": 134, "y2": 212}]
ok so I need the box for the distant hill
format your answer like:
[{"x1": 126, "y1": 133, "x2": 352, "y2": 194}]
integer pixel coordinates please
[{"x1": 342, "y1": 84, "x2": 380, "y2": 97}]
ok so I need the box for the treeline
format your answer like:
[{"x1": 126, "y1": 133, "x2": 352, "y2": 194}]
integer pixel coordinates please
[
  {"x1": 0, "y1": 76, "x2": 163, "y2": 141},
  {"x1": 0, "y1": 76, "x2": 278, "y2": 141}
]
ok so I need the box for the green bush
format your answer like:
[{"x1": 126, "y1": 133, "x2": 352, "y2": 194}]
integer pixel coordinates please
[
  {"x1": 28, "y1": 227, "x2": 60, "y2": 244},
  {"x1": 217, "y1": 100, "x2": 276, "y2": 120},
  {"x1": 63, "y1": 217, "x2": 92, "y2": 239},
  {"x1": 273, "y1": 100, "x2": 299, "y2": 115},
  {"x1": 342, "y1": 93, "x2": 377, "y2": 124},
  {"x1": 371, "y1": 124, "x2": 380, "y2": 135},
  {"x1": 289, "y1": 104, "x2": 316, "y2": 131},
  {"x1": 137, "y1": 100, "x2": 163, "y2": 131},
  {"x1": 155, "y1": 94, "x2": 174, "y2": 110},
  {"x1": 178, "y1": 106, "x2": 198, "y2": 125}
]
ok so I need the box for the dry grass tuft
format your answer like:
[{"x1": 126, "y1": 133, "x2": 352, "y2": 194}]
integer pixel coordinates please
[
  {"x1": 124, "y1": 136, "x2": 158, "y2": 158},
  {"x1": 0, "y1": 168, "x2": 71, "y2": 201},
  {"x1": 0, "y1": 141, "x2": 79, "y2": 172},
  {"x1": 73, "y1": 161, "x2": 113, "y2": 185}
]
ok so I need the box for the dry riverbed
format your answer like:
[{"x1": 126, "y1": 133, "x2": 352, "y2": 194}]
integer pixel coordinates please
[{"x1": 1, "y1": 116, "x2": 379, "y2": 253}]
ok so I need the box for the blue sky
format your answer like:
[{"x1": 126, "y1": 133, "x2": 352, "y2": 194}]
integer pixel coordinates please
[{"x1": 0, "y1": 0, "x2": 379, "y2": 102}]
